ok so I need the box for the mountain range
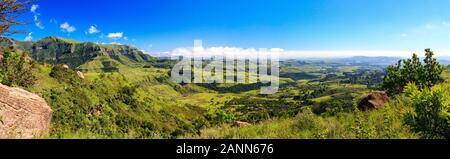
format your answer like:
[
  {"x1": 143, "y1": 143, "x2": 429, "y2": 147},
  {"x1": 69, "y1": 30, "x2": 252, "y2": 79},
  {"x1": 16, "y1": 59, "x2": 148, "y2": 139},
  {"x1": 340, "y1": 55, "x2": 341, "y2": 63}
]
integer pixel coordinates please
[
  {"x1": 2, "y1": 37, "x2": 449, "y2": 72},
  {"x1": 0, "y1": 36, "x2": 158, "y2": 72}
]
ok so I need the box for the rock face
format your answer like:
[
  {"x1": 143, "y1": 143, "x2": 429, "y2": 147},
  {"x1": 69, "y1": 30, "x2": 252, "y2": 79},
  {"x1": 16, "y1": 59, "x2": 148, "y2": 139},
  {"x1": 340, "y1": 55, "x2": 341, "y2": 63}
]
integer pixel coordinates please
[
  {"x1": 0, "y1": 84, "x2": 52, "y2": 138},
  {"x1": 358, "y1": 91, "x2": 390, "y2": 111}
]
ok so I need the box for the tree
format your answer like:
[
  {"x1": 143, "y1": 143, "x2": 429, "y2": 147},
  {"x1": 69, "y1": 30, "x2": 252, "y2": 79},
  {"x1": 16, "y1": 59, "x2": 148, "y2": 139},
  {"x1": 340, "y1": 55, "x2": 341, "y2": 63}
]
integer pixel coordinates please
[
  {"x1": 404, "y1": 83, "x2": 450, "y2": 139},
  {"x1": 0, "y1": 0, "x2": 36, "y2": 87},
  {"x1": 423, "y1": 48, "x2": 444, "y2": 88},
  {"x1": 382, "y1": 49, "x2": 444, "y2": 95},
  {"x1": 0, "y1": 0, "x2": 32, "y2": 36}
]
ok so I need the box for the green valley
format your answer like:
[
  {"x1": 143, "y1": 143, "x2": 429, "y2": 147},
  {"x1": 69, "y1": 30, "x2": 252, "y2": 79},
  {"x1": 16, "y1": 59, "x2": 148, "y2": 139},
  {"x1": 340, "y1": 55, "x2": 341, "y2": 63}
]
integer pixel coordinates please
[{"x1": 2, "y1": 36, "x2": 449, "y2": 139}]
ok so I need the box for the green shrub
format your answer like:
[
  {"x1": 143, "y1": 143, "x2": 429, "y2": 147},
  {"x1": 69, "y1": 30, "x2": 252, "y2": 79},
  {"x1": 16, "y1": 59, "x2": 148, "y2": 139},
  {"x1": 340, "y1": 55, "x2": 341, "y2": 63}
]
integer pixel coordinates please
[
  {"x1": 49, "y1": 65, "x2": 82, "y2": 85},
  {"x1": 404, "y1": 83, "x2": 450, "y2": 139},
  {"x1": 0, "y1": 49, "x2": 36, "y2": 87}
]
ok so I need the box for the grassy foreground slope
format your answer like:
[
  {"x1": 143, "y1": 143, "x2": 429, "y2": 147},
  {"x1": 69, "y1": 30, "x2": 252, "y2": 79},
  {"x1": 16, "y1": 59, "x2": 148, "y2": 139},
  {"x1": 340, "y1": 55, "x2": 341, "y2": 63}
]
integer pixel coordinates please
[
  {"x1": 29, "y1": 58, "x2": 426, "y2": 139},
  {"x1": 187, "y1": 66, "x2": 450, "y2": 139},
  {"x1": 28, "y1": 63, "x2": 211, "y2": 138},
  {"x1": 184, "y1": 97, "x2": 417, "y2": 139}
]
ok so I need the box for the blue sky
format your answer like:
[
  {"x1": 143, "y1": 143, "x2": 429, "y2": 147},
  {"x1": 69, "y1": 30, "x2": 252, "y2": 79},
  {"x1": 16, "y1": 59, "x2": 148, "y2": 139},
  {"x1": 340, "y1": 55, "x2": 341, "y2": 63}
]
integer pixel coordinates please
[{"x1": 10, "y1": 0, "x2": 450, "y2": 57}]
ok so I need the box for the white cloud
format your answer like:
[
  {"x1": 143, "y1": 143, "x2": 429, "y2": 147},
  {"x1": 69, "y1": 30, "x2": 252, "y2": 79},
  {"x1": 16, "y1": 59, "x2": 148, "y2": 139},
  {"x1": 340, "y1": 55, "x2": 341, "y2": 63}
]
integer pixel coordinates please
[
  {"x1": 170, "y1": 45, "x2": 415, "y2": 59},
  {"x1": 281, "y1": 50, "x2": 414, "y2": 58},
  {"x1": 30, "y1": 4, "x2": 44, "y2": 29},
  {"x1": 30, "y1": 5, "x2": 39, "y2": 13},
  {"x1": 60, "y1": 22, "x2": 76, "y2": 33},
  {"x1": 88, "y1": 25, "x2": 99, "y2": 34},
  {"x1": 110, "y1": 42, "x2": 122, "y2": 45},
  {"x1": 107, "y1": 32, "x2": 124, "y2": 39},
  {"x1": 24, "y1": 32, "x2": 33, "y2": 41},
  {"x1": 170, "y1": 46, "x2": 284, "y2": 59},
  {"x1": 34, "y1": 15, "x2": 44, "y2": 29}
]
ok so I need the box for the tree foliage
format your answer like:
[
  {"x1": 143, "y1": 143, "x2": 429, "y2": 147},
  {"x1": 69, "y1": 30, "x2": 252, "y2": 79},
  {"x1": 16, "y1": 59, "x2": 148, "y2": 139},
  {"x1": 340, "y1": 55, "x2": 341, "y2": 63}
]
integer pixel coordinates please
[{"x1": 382, "y1": 49, "x2": 444, "y2": 95}]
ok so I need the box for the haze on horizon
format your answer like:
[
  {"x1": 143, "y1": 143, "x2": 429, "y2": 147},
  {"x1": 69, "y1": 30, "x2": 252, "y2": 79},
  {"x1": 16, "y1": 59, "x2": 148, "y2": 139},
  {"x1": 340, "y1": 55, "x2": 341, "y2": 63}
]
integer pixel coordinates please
[{"x1": 9, "y1": 0, "x2": 450, "y2": 57}]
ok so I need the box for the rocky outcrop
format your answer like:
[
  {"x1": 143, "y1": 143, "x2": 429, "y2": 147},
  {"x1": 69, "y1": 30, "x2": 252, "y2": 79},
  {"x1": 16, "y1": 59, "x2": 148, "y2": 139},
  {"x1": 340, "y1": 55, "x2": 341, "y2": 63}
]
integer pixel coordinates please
[
  {"x1": 0, "y1": 84, "x2": 52, "y2": 138},
  {"x1": 358, "y1": 91, "x2": 389, "y2": 111}
]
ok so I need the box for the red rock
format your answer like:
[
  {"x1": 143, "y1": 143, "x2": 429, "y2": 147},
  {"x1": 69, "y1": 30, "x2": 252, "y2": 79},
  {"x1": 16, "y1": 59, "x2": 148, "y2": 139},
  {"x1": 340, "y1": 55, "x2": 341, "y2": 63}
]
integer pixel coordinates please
[{"x1": 358, "y1": 91, "x2": 390, "y2": 111}]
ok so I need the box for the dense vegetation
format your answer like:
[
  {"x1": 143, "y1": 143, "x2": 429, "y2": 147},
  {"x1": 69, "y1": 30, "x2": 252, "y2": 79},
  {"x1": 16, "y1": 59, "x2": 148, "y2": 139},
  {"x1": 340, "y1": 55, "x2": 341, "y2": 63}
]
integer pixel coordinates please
[
  {"x1": 1, "y1": 2, "x2": 449, "y2": 139},
  {"x1": 404, "y1": 83, "x2": 450, "y2": 139},
  {"x1": 382, "y1": 49, "x2": 444, "y2": 95},
  {"x1": 0, "y1": 49, "x2": 36, "y2": 87},
  {"x1": 0, "y1": 0, "x2": 450, "y2": 139},
  {"x1": 2, "y1": 36, "x2": 450, "y2": 139}
]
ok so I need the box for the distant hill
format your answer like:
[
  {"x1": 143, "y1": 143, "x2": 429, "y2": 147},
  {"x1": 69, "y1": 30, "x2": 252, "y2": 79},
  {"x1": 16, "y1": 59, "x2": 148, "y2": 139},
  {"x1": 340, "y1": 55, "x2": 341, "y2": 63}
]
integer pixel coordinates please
[
  {"x1": 437, "y1": 56, "x2": 450, "y2": 65},
  {"x1": 0, "y1": 36, "x2": 158, "y2": 71},
  {"x1": 284, "y1": 56, "x2": 402, "y2": 66},
  {"x1": 288, "y1": 55, "x2": 450, "y2": 66}
]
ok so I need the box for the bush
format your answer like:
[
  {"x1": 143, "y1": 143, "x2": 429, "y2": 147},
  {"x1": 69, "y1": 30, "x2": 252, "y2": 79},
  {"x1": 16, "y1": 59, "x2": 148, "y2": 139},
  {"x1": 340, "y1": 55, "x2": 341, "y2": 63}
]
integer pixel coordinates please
[
  {"x1": 404, "y1": 83, "x2": 450, "y2": 139},
  {"x1": 0, "y1": 49, "x2": 36, "y2": 87},
  {"x1": 49, "y1": 65, "x2": 82, "y2": 85}
]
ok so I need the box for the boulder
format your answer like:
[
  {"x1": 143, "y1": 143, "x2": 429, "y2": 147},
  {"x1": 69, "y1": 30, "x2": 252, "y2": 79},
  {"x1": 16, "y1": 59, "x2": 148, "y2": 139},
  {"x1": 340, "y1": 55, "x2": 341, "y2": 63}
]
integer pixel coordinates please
[
  {"x1": 76, "y1": 71, "x2": 85, "y2": 79},
  {"x1": 62, "y1": 64, "x2": 70, "y2": 69},
  {"x1": 232, "y1": 121, "x2": 252, "y2": 128},
  {"x1": 358, "y1": 91, "x2": 389, "y2": 111},
  {"x1": 0, "y1": 84, "x2": 52, "y2": 138}
]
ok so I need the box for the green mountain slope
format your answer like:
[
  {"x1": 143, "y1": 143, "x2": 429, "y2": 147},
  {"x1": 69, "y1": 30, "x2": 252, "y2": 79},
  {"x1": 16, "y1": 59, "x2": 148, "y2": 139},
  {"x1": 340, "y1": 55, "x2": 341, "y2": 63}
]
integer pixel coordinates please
[{"x1": 1, "y1": 36, "x2": 157, "y2": 70}]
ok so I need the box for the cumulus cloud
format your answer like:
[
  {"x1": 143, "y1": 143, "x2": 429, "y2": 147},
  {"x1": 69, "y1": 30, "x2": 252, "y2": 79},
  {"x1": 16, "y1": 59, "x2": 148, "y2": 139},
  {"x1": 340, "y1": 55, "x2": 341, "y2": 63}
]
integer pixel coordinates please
[
  {"x1": 30, "y1": 4, "x2": 44, "y2": 29},
  {"x1": 281, "y1": 50, "x2": 414, "y2": 58},
  {"x1": 107, "y1": 32, "x2": 124, "y2": 39},
  {"x1": 30, "y1": 5, "x2": 39, "y2": 13},
  {"x1": 60, "y1": 22, "x2": 76, "y2": 33},
  {"x1": 170, "y1": 45, "x2": 413, "y2": 59},
  {"x1": 170, "y1": 46, "x2": 283, "y2": 59},
  {"x1": 34, "y1": 15, "x2": 44, "y2": 29},
  {"x1": 88, "y1": 25, "x2": 99, "y2": 34},
  {"x1": 24, "y1": 32, "x2": 33, "y2": 41},
  {"x1": 109, "y1": 42, "x2": 122, "y2": 45}
]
